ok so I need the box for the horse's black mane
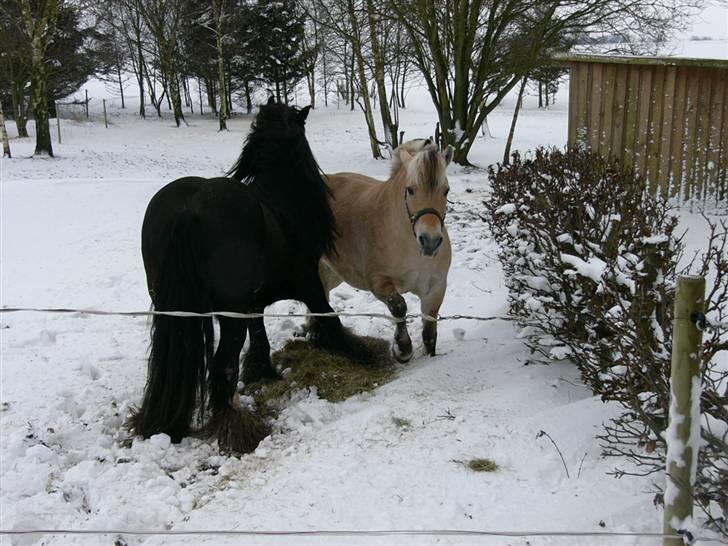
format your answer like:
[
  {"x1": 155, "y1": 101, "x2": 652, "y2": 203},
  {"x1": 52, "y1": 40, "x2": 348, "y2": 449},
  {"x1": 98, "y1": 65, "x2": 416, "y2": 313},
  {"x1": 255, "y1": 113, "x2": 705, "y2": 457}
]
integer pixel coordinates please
[{"x1": 227, "y1": 102, "x2": 336, "y2": 257}]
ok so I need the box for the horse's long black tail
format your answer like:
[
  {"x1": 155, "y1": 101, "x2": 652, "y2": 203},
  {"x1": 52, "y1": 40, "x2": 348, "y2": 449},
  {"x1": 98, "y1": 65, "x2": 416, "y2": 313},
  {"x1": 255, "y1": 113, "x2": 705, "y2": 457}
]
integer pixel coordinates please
[{"x1": 132, "y1": 212, "x2": 214, "y2": 442}]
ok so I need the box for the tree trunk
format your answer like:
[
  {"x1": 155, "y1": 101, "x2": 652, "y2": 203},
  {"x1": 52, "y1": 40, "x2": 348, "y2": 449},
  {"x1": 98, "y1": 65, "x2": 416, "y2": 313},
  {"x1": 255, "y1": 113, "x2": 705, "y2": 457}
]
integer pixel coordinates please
[
  {"x1": 274, "y1": 65, "x2": 281, "y2": 103},
  {"x1": 322, "y1": 46, "x2": 329, "y2": 107},
  {"x1": 349, "y1": 47, "x2": 355, "y2": 111},
  {"x1": 503, "y1": 76, "x2": 528, "y2": 165},
  {"x1": 365, "y1": 0, "x2": 398, "y2": 149},
  {"x1": 11, "y1": 90, "x2": 29, "y2": 138},
  {"x1": 19, "y1": 0, "x2": 58, "y2": 156},
  {"x1": 545, "y1": 79, "x2": 550, "y2": 107},
  {"x1": 538, "y1": 81, "x2": 543, "y2": 108},
  {"x1": 244, "y1": 80, "x2": 252, "y2": 114},
  {"x1": 226, "y1": 69, "x2": 233, "y2": 112},
  {"x1": 306, "y1": 68, "x2": 316, "y2": 109},
  {"x1": 144, "y1": 60, "x2": 163, "y2": 117},
  {"x1": 135, "y1": 27, "x2": 145, "y2": 117},
  {"x1": 169, "y1": 72, "x2": 184, "y2": 126},
  {"x1": 1, "y1": 101, "x2": 11, "y2": 158},
  {"x1": 346, "y1": 0, "x2": 382, "y2": 159},
  {"x1": 117, "y1": 63, "x2": 126, "y2": 109},
  {"x1": 214, "y1": 0, "x2": 229, "y2": 131},
  {"x1": 206, "y1": 79, "x2": 217, "y2": 114},
  {"x1": 31, "y1": 69, "x2": 52, "y2": 155},
  {"x1": 29, "y1": 41, "x2": 53, "y2": 156},
  {"x1": 159, "y1": 40, "x2": 184, "y2": 126}
]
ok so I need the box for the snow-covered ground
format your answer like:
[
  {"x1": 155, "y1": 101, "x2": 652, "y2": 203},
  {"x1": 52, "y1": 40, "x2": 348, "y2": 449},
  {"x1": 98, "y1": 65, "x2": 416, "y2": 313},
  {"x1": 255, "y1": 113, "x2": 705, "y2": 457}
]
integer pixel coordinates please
[{"x1": 1, "y1": 58, "x2": 726, "y2": 545}]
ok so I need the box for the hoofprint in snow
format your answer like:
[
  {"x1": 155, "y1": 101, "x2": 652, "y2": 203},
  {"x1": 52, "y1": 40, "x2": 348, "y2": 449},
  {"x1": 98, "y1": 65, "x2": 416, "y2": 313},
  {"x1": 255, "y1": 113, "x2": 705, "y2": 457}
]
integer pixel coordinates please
[{"x1": 1, "y1": 89, "x2": 725, "y2": 546}]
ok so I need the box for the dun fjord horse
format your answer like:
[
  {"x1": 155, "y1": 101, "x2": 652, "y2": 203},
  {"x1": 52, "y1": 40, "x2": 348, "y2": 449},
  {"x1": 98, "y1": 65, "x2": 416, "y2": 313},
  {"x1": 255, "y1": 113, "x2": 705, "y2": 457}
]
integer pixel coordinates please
[
  {"x1": 320, "y1": 139, "x2": 454, "y2": 362},
  {"x1": 131, "y1": 100, "x2": 363, "y2": 453}
]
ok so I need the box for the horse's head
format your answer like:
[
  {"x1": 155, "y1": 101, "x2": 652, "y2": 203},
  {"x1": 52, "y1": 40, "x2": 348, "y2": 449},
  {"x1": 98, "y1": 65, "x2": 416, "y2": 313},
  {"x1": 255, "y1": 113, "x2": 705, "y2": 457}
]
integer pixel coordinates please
[
  {"x1": 394, "y1": 139, "x2": 454, "y2": 257},
  {"x1": 228, "y1": 99, "x2": 315, "y2": 183},
  {"x1": 254, "y1": 97, "x2": 311, "y2": 142},
  {"x1": 227, "y1": 98, "x2": 335, "y2": 258}
]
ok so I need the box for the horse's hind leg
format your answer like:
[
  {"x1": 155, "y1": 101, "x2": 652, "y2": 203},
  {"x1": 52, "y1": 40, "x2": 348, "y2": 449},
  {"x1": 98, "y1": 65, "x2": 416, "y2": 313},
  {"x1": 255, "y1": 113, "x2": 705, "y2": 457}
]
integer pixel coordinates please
[
  {"x1": 299, "y1": 270, "x2": 373, "y2": 363},
  {"x1": 371, "y1": 277, "x2": 412, "y2": 363},
  {"x1": 210, "y1": 317, "x2": 246, "y2": 412},
  {"x1": 420, "y1": 282, "x2": 447, "y2": 356},
  {"x1": 242, "y1": 315, "x2": 279, "y2": 384},
  {"x1": 299, "y1": 259, "x2": 343, "y2": 336},
  {"x1": 208, "y1": 317, "x2": 269, "y2": 453}
]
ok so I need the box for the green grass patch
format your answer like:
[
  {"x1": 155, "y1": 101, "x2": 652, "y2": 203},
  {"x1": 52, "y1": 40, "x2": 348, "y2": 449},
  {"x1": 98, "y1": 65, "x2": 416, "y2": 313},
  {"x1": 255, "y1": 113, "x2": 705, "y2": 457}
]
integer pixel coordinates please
[
  {"x1": 466, "y1": 458, "x2": 499, "y2": 472},
  {"x1": 246, "y1": 337, "x2": 395, "y2": 419}
]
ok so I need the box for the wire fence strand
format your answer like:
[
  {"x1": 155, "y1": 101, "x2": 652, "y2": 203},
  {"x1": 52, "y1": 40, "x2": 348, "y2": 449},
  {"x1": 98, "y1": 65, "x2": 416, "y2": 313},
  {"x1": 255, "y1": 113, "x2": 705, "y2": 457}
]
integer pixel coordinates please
[
  {"x1": 2, "y1": 306, "x2": 727, "y2": 332},
  {"x1": 0, "y1": 306, "x2": 515, "y2": 324},
  {"x1": 0, "y1": 527, "x2": 703, "y2": 541}
]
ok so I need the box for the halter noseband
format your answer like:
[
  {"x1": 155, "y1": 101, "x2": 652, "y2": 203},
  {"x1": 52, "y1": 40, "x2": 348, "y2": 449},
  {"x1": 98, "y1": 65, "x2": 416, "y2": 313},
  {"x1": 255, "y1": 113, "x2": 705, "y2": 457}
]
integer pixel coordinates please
[{"x1": 405, "y1": 188, "x2": 445, "y2": 237}]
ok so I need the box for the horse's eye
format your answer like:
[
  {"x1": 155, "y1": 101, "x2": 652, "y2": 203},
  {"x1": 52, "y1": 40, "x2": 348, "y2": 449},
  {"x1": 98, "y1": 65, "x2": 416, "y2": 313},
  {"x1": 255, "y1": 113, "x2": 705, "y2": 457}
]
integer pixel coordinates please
[{"x1": 407, "y1": 187, "x2": 414, "y2": 196}]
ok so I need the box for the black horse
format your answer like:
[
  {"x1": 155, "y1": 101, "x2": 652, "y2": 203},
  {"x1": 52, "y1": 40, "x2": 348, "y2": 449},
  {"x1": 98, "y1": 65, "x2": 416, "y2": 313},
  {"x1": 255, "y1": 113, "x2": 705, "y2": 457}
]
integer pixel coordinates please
[{"x1": 130, "y1": 100, "x2": 363, "y2": 453}]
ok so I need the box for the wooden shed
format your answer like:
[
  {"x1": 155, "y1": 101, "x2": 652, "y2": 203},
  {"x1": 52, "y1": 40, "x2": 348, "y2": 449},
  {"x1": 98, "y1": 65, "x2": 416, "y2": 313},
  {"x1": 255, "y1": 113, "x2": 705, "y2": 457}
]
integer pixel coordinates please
[{"x1": 557, "y1": 54, "x2": 727, "y2": 202}]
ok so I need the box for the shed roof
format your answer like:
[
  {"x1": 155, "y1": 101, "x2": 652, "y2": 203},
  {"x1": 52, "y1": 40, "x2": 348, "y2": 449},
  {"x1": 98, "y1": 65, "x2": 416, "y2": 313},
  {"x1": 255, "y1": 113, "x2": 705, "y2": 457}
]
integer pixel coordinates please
[{"x1": 553, "y1": 53, "x2": 728, "y2": 69}]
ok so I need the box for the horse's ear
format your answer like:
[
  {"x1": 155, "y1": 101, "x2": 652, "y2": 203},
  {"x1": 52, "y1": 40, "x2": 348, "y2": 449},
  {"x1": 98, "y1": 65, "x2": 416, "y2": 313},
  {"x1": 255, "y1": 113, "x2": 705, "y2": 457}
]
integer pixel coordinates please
[
  {"x1": 298, "y1": 105, "x2": 312, "y2": 122},
  {"x1": 267, "y1": 96, "x2": 276, "y2": 105},
  {"x1": 443, "y1": 145, "x2": 454, "y2": 166},
  {"x1": 399, "y1": 148, "x2": 414, "y2": 167}
]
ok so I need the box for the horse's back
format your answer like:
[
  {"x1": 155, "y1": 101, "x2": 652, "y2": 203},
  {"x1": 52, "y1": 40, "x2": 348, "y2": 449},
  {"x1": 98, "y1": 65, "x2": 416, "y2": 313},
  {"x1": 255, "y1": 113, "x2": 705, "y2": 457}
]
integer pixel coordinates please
[
  {"x1": 142, "y1": 177, "x2": 263, "y2": 295},
  {"x1": 325, "y1": 172, "x2": 384, "y2": 197}
]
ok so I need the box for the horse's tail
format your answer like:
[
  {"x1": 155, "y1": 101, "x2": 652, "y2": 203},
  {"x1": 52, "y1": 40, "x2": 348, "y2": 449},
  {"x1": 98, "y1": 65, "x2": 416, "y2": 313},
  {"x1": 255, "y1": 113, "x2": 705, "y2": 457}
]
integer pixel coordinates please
[{"x1": 131, "y1": 211, "x2": 214, "y2": 442}]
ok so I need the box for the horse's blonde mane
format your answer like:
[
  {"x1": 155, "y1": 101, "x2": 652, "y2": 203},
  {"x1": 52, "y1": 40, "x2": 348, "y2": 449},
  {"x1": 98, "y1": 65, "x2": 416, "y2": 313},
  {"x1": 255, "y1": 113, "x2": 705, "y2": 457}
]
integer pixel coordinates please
[{"x1": 391, "y1": 138, "x2": 446, "y2": 190}]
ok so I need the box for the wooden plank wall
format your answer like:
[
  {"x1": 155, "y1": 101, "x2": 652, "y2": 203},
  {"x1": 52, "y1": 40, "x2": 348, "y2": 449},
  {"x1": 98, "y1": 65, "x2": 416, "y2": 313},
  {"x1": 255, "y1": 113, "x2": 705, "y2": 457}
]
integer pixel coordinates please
[{"x1": 567, "y1": 61, "x2": 727, "y2": 202}]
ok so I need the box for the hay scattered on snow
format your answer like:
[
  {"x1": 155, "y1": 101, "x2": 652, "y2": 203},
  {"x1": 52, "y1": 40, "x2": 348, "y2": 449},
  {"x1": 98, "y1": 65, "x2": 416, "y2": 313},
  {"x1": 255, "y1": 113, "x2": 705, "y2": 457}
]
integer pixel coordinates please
[
  {"x1": 246, "y1": 337, "x2": 395, "y2": 418},
  {"x1": 467, "y1": 458, "x2": 499, "y2": 472}
]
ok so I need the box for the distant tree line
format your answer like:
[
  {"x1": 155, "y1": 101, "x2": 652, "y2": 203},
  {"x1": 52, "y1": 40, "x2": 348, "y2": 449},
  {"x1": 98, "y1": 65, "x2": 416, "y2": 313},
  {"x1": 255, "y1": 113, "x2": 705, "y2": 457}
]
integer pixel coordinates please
[{"x1": 0, "y1": 0, "x2": 703, "y2": 162}]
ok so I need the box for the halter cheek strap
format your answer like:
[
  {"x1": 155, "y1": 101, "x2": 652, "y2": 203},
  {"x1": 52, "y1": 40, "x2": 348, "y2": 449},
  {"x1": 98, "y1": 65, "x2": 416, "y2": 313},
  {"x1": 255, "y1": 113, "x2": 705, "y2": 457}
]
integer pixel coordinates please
[{"x1": 405, "y1": 189, "x2": 445, "y2": 237}]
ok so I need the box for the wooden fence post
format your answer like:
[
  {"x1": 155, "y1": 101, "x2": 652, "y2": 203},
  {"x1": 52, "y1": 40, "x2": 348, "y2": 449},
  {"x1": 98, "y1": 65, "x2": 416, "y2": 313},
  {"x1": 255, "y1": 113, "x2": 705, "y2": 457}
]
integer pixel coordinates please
[
  {"x1": 663, "y1": 275, "x2": 705, "y2": 546},
  {"x1": 103, "y1": 99, "x2": 108, "y2": 129}
]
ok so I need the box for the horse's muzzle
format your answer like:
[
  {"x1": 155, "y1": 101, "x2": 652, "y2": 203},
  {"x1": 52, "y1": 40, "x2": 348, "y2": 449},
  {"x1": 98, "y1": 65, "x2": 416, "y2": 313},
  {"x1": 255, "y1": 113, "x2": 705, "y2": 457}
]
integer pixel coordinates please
[{"x1": 418, "y1": 233, "x2": 443, "y2": 256}]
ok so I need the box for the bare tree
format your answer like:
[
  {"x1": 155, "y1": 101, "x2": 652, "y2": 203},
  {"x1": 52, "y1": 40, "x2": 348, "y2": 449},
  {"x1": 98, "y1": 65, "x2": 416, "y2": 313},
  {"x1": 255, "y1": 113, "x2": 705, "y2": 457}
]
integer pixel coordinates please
[
  {"x1": 364, "y1": 0, "x2": 399, "y2": 148},
  {"x1": 137, "y1": 0, "x2": 187, "y2": 126},
  {"x1": 212, "y1": 0, "x2": 228, "y2": 130},
  {"x1": 314, "y1": 0, "x2": 383, "y2": 158},
  {"x1": 390, "y1": 0, "x2": 703, "y2": 165},
  {"x1": 17, "y1": 0, "x2": 59, "y2": 156}
]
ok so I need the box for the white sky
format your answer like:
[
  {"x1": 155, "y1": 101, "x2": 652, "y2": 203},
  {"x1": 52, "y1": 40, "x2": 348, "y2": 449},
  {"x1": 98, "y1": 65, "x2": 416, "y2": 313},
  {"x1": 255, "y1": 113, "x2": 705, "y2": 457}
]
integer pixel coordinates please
[{"x1": 682, "y1": 1, "x2": 728, "y2": 38}]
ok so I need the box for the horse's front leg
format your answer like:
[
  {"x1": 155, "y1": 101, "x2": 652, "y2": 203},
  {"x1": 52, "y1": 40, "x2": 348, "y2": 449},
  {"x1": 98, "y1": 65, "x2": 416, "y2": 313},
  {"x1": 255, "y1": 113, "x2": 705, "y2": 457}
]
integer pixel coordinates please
[
  {"x1": 371, "y1": 277, "x2": 412, "y2": 363},
  {"x1": 420, "y1": 281, "x2": 447, "y2": 356},
  {"x1": 209, "y1": 317, "x2": 269, "y2": 454},
  {"x1": 242, "y1": 314, "x2": 279, "y2": 384}
]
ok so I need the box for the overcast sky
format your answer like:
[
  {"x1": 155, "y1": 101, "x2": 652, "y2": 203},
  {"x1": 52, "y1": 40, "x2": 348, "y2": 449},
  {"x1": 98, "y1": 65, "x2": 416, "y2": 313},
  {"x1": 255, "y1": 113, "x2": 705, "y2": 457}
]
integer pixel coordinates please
[{"x1": 682, "y1": 1, "x2": 728, "y2": 38}]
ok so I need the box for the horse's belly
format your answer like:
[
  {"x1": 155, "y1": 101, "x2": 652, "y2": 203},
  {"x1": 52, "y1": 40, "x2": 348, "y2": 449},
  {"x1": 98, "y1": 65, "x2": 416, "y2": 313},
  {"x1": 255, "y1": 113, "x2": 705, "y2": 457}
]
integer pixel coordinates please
[{"x1": 393, "y1": 268, "x2": 444, "y2": 297}]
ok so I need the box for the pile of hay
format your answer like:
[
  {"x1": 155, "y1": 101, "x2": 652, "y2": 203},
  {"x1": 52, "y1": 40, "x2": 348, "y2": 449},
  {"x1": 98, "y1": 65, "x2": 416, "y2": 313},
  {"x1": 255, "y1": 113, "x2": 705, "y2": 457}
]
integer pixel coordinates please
[{"x1": 246, "y1": 337, "x2": 395, "y2": 418}]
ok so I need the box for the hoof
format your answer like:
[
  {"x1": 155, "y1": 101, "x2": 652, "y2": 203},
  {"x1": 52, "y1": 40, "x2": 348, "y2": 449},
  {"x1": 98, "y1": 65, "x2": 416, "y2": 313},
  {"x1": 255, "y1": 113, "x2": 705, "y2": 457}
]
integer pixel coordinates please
[
  {"x1": 242, "y1": 364, "x2": 280, "y2": 385},
  {"x1": 207, "y1": 406, "x2": 270, "y2": 455},
  {"x1": 392, "y1": 342, "x2": 413, "y2": 363}
]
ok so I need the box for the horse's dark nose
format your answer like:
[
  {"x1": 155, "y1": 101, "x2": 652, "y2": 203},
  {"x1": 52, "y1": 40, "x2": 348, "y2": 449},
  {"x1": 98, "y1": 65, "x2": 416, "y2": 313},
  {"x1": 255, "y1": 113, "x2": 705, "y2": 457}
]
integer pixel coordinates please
[{"x1": 418, "y1": 233, "x2": 443, "y2": 256}]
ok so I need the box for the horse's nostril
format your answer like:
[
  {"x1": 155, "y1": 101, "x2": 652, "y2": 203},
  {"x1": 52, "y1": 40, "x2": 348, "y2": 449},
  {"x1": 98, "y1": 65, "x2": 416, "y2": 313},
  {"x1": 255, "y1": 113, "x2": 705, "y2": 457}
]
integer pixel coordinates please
[{"x1": 418, "y1": 235, "x2": 425, "y2": 246}]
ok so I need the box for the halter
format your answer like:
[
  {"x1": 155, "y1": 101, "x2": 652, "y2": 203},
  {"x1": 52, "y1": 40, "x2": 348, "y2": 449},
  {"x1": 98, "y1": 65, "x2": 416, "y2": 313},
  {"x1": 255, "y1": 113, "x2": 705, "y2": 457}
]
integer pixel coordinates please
[{"x1": 405, "y1": 188, "x2": 445, "y2": 237}]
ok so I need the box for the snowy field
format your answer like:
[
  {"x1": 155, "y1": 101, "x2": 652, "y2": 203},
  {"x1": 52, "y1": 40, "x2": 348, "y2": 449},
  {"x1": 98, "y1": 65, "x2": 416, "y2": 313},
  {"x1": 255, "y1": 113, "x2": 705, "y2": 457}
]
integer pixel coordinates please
[{"x1": 1, "y1": 59, "x2": 727, "y2": 545}]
